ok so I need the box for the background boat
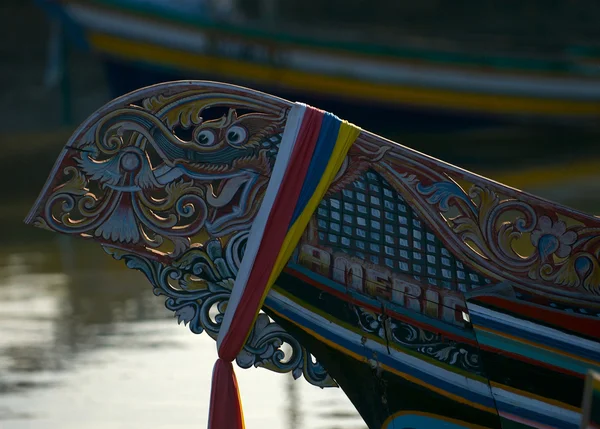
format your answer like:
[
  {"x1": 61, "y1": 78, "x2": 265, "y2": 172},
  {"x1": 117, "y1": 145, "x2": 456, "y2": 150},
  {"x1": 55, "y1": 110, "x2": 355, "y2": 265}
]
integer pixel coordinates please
[{"x1": 36, "y1": 0, "x2": 600, "y2": 132}]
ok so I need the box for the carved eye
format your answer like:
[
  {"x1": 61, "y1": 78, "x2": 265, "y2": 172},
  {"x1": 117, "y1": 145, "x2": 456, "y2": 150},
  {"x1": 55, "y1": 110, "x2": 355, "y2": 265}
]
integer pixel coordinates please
[
  {"x1": 195, "y1": 129, "x2": 216, "y2": 146},
  {"x1": 226, "y1": 125, "x2": 248, "y2": 146}
]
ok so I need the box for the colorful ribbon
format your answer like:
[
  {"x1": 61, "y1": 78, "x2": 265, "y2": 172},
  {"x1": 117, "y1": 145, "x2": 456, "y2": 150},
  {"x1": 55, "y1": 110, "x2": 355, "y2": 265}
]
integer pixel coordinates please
[{"x1": 207, "y1": 103, "x2": 361, "y2": 429}]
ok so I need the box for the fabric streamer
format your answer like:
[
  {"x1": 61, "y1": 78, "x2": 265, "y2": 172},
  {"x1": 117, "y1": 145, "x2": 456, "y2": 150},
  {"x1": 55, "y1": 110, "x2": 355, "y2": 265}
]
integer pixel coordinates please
[{"x1": 207, "y1": 103, "x2": 361, "y2": 429}]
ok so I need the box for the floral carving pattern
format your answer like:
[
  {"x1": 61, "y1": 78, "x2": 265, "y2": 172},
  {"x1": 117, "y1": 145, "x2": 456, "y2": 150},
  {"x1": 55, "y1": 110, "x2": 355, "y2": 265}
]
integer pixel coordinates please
[
  {"x1": 33, "y1": 88, "x2": 287, "y2": 258},
  {"x1": 333, "y1": 138, "x2": 600, "y2": 298},
  {"x1": 354, "y1": 307, "x2": 482, "y2": 375},
  {"x1": 105, "y1": 232, "x2": 336, "y2": 388},
  {"x1": 413, "y1": 182, "x2": 600, "y2": 295},
  {"x1": 531, "y1": 216, "x2": 577, "y2": 260},
  {"x1": 27, "y1": 85, "x2": 335, "y2": 388}
]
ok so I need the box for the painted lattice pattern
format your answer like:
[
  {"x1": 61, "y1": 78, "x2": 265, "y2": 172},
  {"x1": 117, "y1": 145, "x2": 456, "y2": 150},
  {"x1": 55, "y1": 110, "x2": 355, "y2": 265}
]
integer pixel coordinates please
[{"x1": 316, "y1": 170, "x2": 492, "y2": 292}]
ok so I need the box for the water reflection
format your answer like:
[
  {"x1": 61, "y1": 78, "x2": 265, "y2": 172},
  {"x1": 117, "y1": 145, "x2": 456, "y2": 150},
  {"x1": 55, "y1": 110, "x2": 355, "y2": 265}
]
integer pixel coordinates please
[
  {"x1": 286, "y1": 372, "x2": 301, "y2": 429},
  {"x1": 0, "y1": 235, "x2": 366, "y2": 429}
]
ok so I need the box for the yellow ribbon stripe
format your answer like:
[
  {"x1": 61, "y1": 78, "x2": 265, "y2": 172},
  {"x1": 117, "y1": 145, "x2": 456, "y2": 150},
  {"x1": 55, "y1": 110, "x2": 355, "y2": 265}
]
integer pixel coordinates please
[{"x1": 247, "y1": 121, "x2": 361, "y2": 337}]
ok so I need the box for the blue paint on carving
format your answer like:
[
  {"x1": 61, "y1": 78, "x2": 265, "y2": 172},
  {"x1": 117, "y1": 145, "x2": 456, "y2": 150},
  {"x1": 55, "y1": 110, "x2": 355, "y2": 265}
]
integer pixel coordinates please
[
  {"x1": 416, "y1": 181, "x2": 476, "y2": 213},
  {"x1": 538, "y1": 234, "x2": 559, "y2": 260},
  {"x1": 575, "y1": 256, "x2": 593, "y2": 279}
]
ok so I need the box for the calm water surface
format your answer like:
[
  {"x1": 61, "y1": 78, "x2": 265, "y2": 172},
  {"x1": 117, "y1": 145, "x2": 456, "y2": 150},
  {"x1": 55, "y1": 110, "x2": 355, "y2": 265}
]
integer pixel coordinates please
[{"x1": 0, "y1": 238, "x2": 366, "y2": 429}]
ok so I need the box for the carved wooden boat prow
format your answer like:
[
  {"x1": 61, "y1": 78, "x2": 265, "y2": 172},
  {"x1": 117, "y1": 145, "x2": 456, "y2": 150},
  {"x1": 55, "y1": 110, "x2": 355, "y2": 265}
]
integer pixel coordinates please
[{"x1": 26, "y1": 81, "x2": 600, "y2": 429}]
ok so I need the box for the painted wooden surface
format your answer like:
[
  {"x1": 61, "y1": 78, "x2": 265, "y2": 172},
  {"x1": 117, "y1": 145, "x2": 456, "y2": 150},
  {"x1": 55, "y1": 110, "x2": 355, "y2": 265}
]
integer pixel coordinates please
[{"x1": 582, "y1": 371, "x2": 600, "y2": 429}]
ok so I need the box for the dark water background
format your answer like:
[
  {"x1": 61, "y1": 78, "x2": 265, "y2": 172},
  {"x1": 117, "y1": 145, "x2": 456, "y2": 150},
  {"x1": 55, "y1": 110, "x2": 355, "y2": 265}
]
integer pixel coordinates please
[{"x1": 1, "y1": 1, "x2": 600, "y2": 428}]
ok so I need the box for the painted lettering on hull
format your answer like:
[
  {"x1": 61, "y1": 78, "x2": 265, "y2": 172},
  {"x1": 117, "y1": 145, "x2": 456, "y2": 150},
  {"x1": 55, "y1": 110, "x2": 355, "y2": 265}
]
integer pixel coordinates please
[{"x1": 298, "y1": 245, "x2": 467, "y2": 326}]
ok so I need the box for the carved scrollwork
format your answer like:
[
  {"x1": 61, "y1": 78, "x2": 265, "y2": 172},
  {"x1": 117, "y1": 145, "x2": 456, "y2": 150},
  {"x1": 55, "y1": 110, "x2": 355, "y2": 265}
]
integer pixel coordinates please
[
  {"x1": 337, "y1": 139, "x2": 600, "y2": 298},
  {"x1": 27, "y1": 85, "x2": 336, "y2": 388},
  {"x1": 239, "y1": 313, "x2": 333, "y2": 385},
  {"x1": 104, "y1": 233, "x2": 337, "y2": 388},
  {"x1": 34, "y1": 88, "x2": 287, "y2": 259},
  {"x1": 354, "y1": 306, "x2": 482, "y2": 375},
  {"x1": 414, "y1": 179, "x2": 600, "y2": 295}
]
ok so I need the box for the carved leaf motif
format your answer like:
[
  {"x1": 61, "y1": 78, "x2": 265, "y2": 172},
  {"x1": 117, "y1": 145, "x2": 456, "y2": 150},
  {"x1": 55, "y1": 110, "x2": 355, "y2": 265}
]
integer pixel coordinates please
[
  {"x1": 404, "y1": 170, "x2": 599, "y2": 294},
  {"x1": 57, "y1": 166, "x2": 90, "y2": 196},
  {"x1": 103, "y1": 238, "x2": 338, "y2": 388},
  {"x1": 142, "y1": 92, "x2": 188, "y2": 112},
  {"x1": 354, "y1": 306, "x2": 483, "y2": 374}
]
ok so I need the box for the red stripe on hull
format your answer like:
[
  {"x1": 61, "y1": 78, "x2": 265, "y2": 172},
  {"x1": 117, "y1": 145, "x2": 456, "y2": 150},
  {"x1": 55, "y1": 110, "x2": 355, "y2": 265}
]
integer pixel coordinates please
[{"x1": 472, "y1": 295, "x2": 600, "y2": 340}]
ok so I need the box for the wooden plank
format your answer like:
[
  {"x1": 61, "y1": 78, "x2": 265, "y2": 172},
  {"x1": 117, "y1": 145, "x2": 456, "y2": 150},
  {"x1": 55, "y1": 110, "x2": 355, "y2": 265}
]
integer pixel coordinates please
[{"x1": 582, "y1": 371, "x2": 600, "y2": 429}]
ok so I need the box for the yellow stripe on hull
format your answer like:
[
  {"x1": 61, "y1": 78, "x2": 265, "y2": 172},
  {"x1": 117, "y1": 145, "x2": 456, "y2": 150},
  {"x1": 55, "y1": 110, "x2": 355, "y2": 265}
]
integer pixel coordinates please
[{"x1": 88, "y1": 33, "x2": 600, "y2": 117}]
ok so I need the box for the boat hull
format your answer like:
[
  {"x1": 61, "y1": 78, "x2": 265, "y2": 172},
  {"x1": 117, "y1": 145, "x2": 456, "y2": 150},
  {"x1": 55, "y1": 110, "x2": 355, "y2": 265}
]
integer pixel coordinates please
[{"x1": 265, "y1": 267, "x2": 587, "y2": 429}]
